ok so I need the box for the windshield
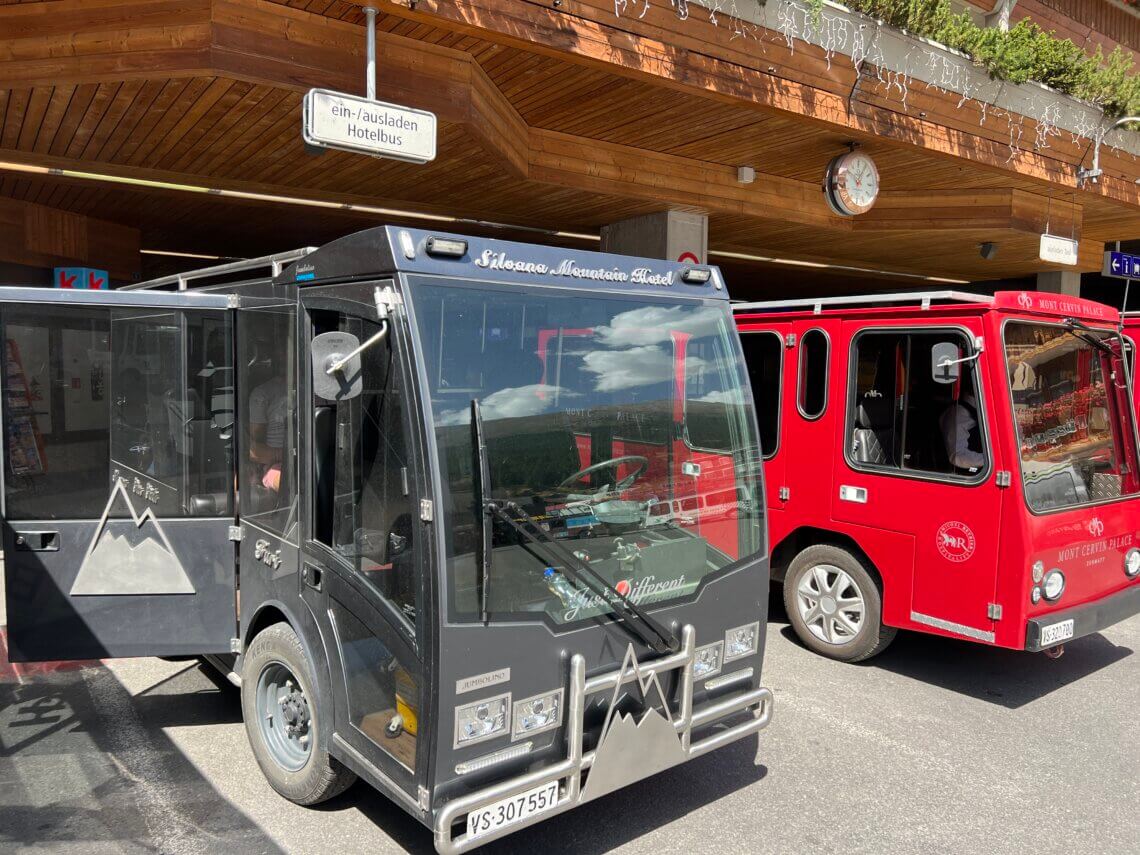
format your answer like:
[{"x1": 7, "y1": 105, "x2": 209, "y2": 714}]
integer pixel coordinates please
[
  {"x1": 1005, "y1": 321, "x2": 1139, "y2": 511},
  {"x1": 409, "y1": 279, "x2": 765, "y2": 626}
]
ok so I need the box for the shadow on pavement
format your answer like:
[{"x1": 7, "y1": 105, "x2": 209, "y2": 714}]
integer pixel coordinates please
[
  {"x1": 769, "y1": 584, "x2": 1133, "y2": 708},
  {"x1": 0, "y1": 663, "x2": 281, "y2": 853}
]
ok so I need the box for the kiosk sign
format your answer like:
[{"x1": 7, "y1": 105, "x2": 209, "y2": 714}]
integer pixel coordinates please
[{"x1": 302, "y1": 88, "x2": 436, "y2": 164}]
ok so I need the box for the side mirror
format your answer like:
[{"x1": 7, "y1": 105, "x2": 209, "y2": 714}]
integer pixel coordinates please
[
  {"x1": 932, "y1": 341, "x2": 961, "y2": 384},
  {"x1": 312, "y1": 331, "x2": 364, "y2": 400}
]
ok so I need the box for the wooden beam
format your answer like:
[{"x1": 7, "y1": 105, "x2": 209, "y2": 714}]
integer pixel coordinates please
[
  {"x1": 0, "y1": 0, "x2": 836, "y2": 226},
  {"x1": 371, "y1": 0, "x2": 1140, "y2": 212},
  {"x1": 0, "y1": 195, "x2": 140, "y2": 278},
  {"x1": 531, "y1": 129, "x2": 840, "y2": 228},
  {"x1": 856, "y1": 189, "x2": 1083, "y2": 238}
]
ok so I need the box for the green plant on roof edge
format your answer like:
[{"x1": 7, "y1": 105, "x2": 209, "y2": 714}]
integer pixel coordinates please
[{"x1": 794, "y1": 0, "x2": 1140, "y2": 120}]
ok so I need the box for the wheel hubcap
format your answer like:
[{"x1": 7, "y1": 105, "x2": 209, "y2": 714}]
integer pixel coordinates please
[
  {"x1": 256, "y1": 662, "x2": 313, "y2": 771},
  {"x1": 795, "y1": 564, "x2": 865, "y2": 646}
]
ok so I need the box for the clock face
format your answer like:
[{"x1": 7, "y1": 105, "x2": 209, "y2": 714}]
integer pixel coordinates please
[{"x1": 826, "y1": 152, "x2": 880, "y2": 216}]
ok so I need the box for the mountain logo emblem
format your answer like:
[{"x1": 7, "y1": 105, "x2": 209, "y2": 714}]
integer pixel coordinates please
[
  {"x1": 70, "y1": 478, "x2": 195, "y2": 596},
  {"x1": 580, "y1": 644, "x2": 687, "y2": 803}
]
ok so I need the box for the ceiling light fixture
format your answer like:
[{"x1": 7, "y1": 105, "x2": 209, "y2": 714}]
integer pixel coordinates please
[
  {"x1": 0, "y1": 159, "x2": 597, "y2": 242},
  {"x1": 140, "y1": 249, "x2": 230, "y2": 260}
]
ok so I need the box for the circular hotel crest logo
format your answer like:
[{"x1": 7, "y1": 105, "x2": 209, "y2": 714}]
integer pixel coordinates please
[
  {"x1": 937, "y1": 521, "x2": 976, "y2": 563},
  {"x1": 1017, "y1": 291, "x2": 1034, "y2": 309}
]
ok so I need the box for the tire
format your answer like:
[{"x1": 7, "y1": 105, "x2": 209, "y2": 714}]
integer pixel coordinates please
[
  {"x1": 783, "y1": 544, "x2": 896, "y2": 662},
  {"x1": 241, "y1": 622, "x2": 356, "y2": 804}
]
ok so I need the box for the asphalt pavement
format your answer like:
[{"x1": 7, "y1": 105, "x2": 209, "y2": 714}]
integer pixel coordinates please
[{"x1": 2, "y1": 596, "x2": 1138, "y2": 855}]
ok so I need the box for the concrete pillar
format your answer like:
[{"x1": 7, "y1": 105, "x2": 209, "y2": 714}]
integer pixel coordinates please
[
  {"x1": 1036, "y1": 270, "x2": 1082, "y2": 296},
  {"x1": 600, "y1": 211, "x2": 708, "y2": 263}
]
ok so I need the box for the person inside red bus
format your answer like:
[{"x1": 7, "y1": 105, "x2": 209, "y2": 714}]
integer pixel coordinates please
[{"x1": 940, "y1": 380, "x2": 985, "y2": 473}]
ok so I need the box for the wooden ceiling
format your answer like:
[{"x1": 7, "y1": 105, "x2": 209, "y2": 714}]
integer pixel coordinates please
[{"x1": 1, "y1": 0, "x2": 1139, "y2": 290}]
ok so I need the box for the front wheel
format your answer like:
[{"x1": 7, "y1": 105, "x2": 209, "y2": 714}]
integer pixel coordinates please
[
  {"x1": 241, "y1": 622, "x2": 356, "y2": 804},
  {"x1": 783, "y1": 545, "x2": 896, "y2": 662}
]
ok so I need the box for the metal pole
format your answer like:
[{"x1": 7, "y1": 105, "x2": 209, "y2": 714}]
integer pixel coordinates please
[{"x1": 364, "y1": 6, "x2": 377, "y2": 101}]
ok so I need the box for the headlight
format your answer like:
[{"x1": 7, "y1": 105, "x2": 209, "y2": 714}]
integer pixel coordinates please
[
  {"x1": 1125, "y1": 548, "x2": 1140, "y2": 578},
  {"x1": 724, "y1": 622, "x2": 760, "y2": 662},
  {"x1": 1030, "y1": 586, "x2": 1042, "y2": 604},
  {"x1": 511, "y1": 689, "x2": 563, "y2": 738},
  {"x1": 1042, "y1": 569, "x2": 1065, "y2": 601},
  {"x1": 692, "y1": 641, "x2": 724, "y2": 680},
  {"x1": 455, "y1": 693, "x2": 510, "y2": 747},
  {"x1": 1031, "y1": 560, "x2": 1045, "y2": 584}
]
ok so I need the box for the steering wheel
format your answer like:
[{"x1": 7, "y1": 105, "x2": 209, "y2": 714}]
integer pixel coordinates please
[{"x1": 558, "y1": 455, "x2": 649, "y2": 494}]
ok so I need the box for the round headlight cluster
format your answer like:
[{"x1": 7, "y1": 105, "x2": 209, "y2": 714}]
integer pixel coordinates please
[
  {"x1": 1042, "y1": 569, "x2": 1066, "y2": 601},
  {"x1": 1125, "y1": 548, "x2": 1140, "y2": 579}
]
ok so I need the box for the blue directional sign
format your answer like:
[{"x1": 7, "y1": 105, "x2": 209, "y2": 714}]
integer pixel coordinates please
[{"x1": 1104, "y1": 250, "x2": 1140, "y2": 279}]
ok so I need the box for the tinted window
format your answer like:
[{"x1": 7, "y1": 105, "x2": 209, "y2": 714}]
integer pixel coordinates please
[
  {"x1": 312, "y1": 311, "x2": 418, "y2": 629},
  {"x1": 741, "y1": 332, "x2": 782, "y2": 457},
  {"x1": 4, "y1": 307, "x2": 110, "y2": 519},
  {"x1": 684, "y1": 334, "x2": 742, "y2": 452},
  {"x1": 798, "y1": 328, "x2": 828, "y2": 418},
  {"x1": 4, "y1": 307, "x2": 234, "y2": 520},
  {"x1": 409, "y1": 281, "x2": 765, "y2": 626},
  {"x1": 239, "y1": 306, "x2": 297, "y2": 538},
  {"x1": 849, "y1": 330, "x2": 986, "y2": 478}
]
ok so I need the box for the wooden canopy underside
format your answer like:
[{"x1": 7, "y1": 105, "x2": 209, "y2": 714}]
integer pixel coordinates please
[{"x1": 1, "y1": 0, "x2": 1138, "y2": 286}]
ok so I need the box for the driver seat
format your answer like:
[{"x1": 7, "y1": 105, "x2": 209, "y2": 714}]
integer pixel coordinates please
[{"x1": 852, "y1": 396, "x2": 893, "y2": 466}]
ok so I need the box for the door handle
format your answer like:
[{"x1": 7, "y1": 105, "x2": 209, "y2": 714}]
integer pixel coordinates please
[
  {"x1": 14, "y1": 531, "x2": 59, "y2": 552},
  {"x1": 839, "y1": 485, "x2": 868, "y2": 504},
  {"x1": 302, "y1": 564, "x2": 322, "y2": 591}
]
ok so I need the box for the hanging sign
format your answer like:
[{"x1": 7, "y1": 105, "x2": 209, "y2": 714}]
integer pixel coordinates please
[
  {"x1": 302, "y1": 89, "x2": 436, "y2": 164},
  {"x1": 1103, "y1": 250, "x2": 1140, "y2": 279},
  {"x1": 54, "y1": 267, "x2": 109, "y2": 289},
  {"x1": 1038, "y1": 234, "x2": 1078, "y2": 266}
]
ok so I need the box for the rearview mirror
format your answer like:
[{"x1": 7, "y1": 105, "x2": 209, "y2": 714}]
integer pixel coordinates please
[
  {"x1": 932, "y1": 341, "x2": 961, "y2": 384},
  {"x1": 312, "y1": 331, "x2": 363, "y2": 400}
]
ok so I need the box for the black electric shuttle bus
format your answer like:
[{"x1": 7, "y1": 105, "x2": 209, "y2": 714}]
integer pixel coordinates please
[{"x1": 1, "y1": 227, "x2": 772, "y2": 851}]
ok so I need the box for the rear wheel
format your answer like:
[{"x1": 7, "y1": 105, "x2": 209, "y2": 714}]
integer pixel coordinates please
[
  {"x1": 241, "y1": 622, "x2": 355, "y2": 804},
  {"x1": 783, "y1": 545, "x2": 896, "y2": 662}
]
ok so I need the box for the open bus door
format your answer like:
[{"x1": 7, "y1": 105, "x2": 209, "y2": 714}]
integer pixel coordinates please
[{"x1": 1, "y1": 288, "x2": 238, "y2": 661}]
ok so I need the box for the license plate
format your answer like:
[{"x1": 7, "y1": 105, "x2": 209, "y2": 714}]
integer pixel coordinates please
[
  {"x1": 466, "y1": 780, "x2": 559, "y2": 841},
  {"x1": 1040, "y1": 618, "x2": 1075, "y2": 646}
]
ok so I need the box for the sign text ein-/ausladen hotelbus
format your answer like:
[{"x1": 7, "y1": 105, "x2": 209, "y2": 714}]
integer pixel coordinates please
[{"x1": 302, "y1": 88, "x2": 437, "y2": 164}]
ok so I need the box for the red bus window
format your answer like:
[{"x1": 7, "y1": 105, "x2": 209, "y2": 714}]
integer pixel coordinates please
[{"x1": 797, "y1": 329, "x2": 829, "y2": 419}]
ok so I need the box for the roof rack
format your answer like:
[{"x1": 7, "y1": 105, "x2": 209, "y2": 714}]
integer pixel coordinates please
[
  {"x1": 124, "y1": 247, "x2": 316, "y2": 291},
  {"x1": 732, "y1": 290, "x2": 995, "y2": 315}
]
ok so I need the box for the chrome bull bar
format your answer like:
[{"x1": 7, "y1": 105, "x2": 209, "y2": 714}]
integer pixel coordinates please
[{"x1": 433, "y1": 625, "x2": 774, "y2": 854}]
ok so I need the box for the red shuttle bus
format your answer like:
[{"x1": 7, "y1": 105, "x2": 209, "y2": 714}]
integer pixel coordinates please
[{"x1": 734, "y1": 290, "x2": 1140, "y2": 661}]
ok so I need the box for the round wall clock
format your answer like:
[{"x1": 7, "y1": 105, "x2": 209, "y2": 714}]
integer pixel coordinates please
[{"x1": 824, "y1": 151, "x2": 880, "y2": 216}]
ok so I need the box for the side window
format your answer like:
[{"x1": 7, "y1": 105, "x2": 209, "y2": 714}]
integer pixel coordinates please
[
  {"x1": 3, "y1": 307, "x2": 234, "y2": 520},
  {"x1": 797, "y1": 328, "x2": 828, "y2": 419},
  {"x1": 239, "y1": 306, "x2": 298, "y2": 538},
  {"x1": 741, "y1": 331, "x2": 782, "y2": 457},
  {"x1": 3, "y1": 307, "x2": 110, "y2": 519},
  {"x1": 110, "y1": 310, "x2": 234, "y2": 517},
  {"x1": 849, "y1": 330, "x2": 986, "y2": 478},
  {"x1": 312, "y1": 312, "x2": 418, "y2": 630},
  {"x1": 684, "y1": 333, "x2": 741, "y2": 452}
]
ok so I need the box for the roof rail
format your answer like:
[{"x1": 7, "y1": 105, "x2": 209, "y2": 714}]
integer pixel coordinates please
[
  {"x1": 124, "y1": 247, "x2": 316, "y2": 291},
  {"x1": 732, "y1": 290, "x2": 995, "y2": 315}
]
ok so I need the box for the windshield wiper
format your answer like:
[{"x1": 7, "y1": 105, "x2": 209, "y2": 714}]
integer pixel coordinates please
[
  {"x1": 471, "y1": 399, "x2": 493, "y2": 624},
  {"x1": 469, "y1": 398, "x2": 678, "y2": 654},
  {"x1": 1062, "y1": 317, "x2": 1116, "y2": 356},
  {"x1": 485, "y1": 500, "x2": 679, "y2": 655}
]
